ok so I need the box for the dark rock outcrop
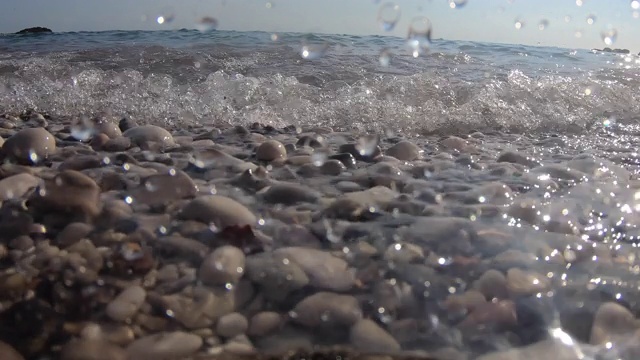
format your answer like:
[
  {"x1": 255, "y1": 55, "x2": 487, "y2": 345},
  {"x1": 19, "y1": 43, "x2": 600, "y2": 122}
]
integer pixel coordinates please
[
  {"x1": 15, "y1": 27, "x2": 52, "y2": 34},
  {"x1": 593, "y1": 47, "x2": 630, "y2": 54}
]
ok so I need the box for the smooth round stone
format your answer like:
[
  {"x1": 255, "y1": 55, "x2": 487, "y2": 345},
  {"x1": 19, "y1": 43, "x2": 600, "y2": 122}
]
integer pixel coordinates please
[
  {"x1": 261, "y1": 183, "x2": 319, "y2": 205},
  {"x1": 338, "y1": 143, "x2": 382, "y2": 162},
  {"x1": 106, "y1": 286, "x2": 147, "y2": 322},
  {"x1": 245, "y1": 252, "x2": 309, "y2": 300},
  {"x1": 386, "y1": 141, "x2": 423, "y2": 161},
  {"x1": 180, "y1": 195, "x2": 256, "y2": 229},
  {"x1": 292, "y1": 292, "x2": 362, "y2": 328},
  {"x1": 0, "y1": 137, "x2": 4, "y2": 148},
  {"x1": 55, "y1": 222, "x2": 94, "y2": 248},
  {"x1": 0, "y1": 173, "x2": 41, "y2": 202},
  {"x1": 36, "y1": 169, "x2": 102, "y2": 218},
  {"x1": 94, "y1": 121, "x2": 122, "y2": 139},
  {"x1": 590, "y1": 302, "x2": 638, "y2": 345},
  {"x1": 216, "y1": 312, "x2": 249, "y2": 338},
  {"x1": 473, "y1": 269, "x2": 508, "y2": 300},
  {"x1": 60, "y1": 339, "x2": 127, "y2": 360},
  {"x1": 383, "y1": 242, "x2": 424, "y2": 263},
  {"x1": 296, "y1": 135, "x2": 324, "y2": 148},
  {"x1": 130, "y1": 170, "x2": 197, "y2": 206},
  {"x1": 506, "y1": 268, "x2": 550, "y2": 297},
  {"x1": 3, "y1": 127, "x2": 56, "y2": 164},
  {"x1": 459, "y1": 299, "x2": 517, "y2": 329},
  {"x1": 126, "y1": 332, "x2": 202, "y2": 360},
  {"x1": 0, "y1": 340, "x2": 24, "y2": 360},
  {"x1": 440, "y1": 136, "x2": 469, "y2": 151},
  {"x1": 273, "y1": 247, "x2": 355, "y2": 292},
  {"x1": 123, "y1": 125, "x2": 175, "y2": 147},
  {"x1": 199, "y1": 245, "x2": 245, "y2": 286},
  {"x1": 320, "y1": 159, "x2": 346, "y2": 175},
  {"x1": 349, "y1": 319, "x2": 400, "y2": 353},
  {"x1": 497, "y1": 151, "x2": 540, "y2": 168},
  {"x1": 256, "y1": 140, "x2": 286, "y2": 161},
  {"x1": 248, "y1": 312, "x2": 282, "y2": 337}
]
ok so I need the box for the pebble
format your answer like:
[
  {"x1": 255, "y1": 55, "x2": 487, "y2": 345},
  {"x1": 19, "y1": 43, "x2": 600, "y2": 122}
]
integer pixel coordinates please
[
  {"x1": 256, "y1": 140, "x2": 286, "y2": 161},
  {"x1": 506, "y1": 268, "x2": 550, "y2": 297},
  {"x1": 180, "y1": 195, "x2": 256, "y2": 228},
  {"x1": 248, "y1": 312, "x2": 283, "y2": 337},
  {"x1": 0, "y1": 341, "x2": 24, "y2": 360},
  {"x1": 122, "y1": 125, "x2": 175, "y2": 147},
  {"x1": 2, "y1": 127, "x2": 56, "y2": 164},
  {"x1": 216, "y1": 312, "x2": 249, "y2": 338},
  {"x1": 106, "y1": 285, "x2": 147, "y2": 322},
  {"x1": 60, "y1": 339, "x2": 127, "y2": 360},
  {"x1": 385, "y1": 140, "x2": 423, "y2": 161},
  {"x1": 590, "y1": 301, "x2": 639, "y2": 345},
  {"x1": 244, "y1": 252, "x2": 309, "y2": 300},
  {"x1": 130, "y1": 170, "x2": 198, "y2": 206},
  {"x1": 349, "y1": 319, "x2": 401, "y2": 353},
  {"x1": 291, "y1": 292, "x2": 362, "y2": 328},
  {"x1": 199, "y1": 245, "x2": 245, "y2": 286},
  {"x1": 260, "y1": 183, "x2": 320, "y2": 205},
  {"x1": 33, "y1": 169, "x2": 102, "y2": 218},
  {"x1": 0, "y1": 173, "x2": 41, "y2": 202},
  {"x1": 126, "y1": 331, "x2": 203, "y2": 360},
  {"x1": 274, "y1": 247, "x2": 356, "y2": 291}
]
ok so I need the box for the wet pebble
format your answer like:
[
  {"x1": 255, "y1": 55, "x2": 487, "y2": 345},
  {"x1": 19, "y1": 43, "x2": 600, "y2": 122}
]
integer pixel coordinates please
[
  {"x1": 126, "y1": 331, "x2": 203, "y2": 360},
  {"x1": 349, "y1": 319, "x2": 400, "y2": 353},
  {"x1": 106, "y1": 285, "x2": 147, "y2": 322},
  {"x1": 216, "y1": 312, "x2": 249, "y2": 338},
  {"x1": 123, "y1": 125, "x2": 175, "y2": 148},
  {"x1": 199, "y1": 245, "x2": 245, "y2": 286},
  {"x1": 274, "y1": 247, "x2": 356, "y2": 291},
  {"x1": 60, "y1": 339, "x2": 127, "y2": 360},
  {"x1": 180, "y1": 195, "x2": 256, "y2": 228},
  {"x1": 291, "y1": 292, "x2": 362, "y2": 328},
  {"x1": 2, "y1": 127, "x2": 56, "y2": 164},
  {"x1": 385, "y1": 140, "x2": 423, "y2": 161},
  {"x1": 256, "y1": 140, "x2": 286, "y2": 161}
]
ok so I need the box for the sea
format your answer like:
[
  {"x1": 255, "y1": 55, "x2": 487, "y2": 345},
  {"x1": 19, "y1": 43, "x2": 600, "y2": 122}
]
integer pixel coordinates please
[
  {"x1": 3, "y1": 29, "x2": 640, "y2": 358},
  {"x1": 0, "y1": 29, "x2": 639, "y2": 134}
]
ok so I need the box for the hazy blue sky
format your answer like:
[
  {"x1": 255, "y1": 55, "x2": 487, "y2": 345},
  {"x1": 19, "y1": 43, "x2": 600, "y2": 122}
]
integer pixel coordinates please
[{"x1": 1, "y1": 0, "x2": 639, "y2": 51}]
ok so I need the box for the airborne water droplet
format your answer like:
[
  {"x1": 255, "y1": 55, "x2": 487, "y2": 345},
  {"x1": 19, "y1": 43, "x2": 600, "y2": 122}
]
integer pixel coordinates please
[
  {"x1": 300, "y1": 43, "x2": 329, "y2": 60},
  {"x1": 514, "y1": 18, "x2": 524, "y2": 30},
  {"x1": 448, "y1": 0, "x2": 468, "y2": 9},
  {"x1": 196, "y1": 17, "x2": 218, "y2": 32},
  {"x1": 156, "y1": 10, "x2": 175, "y2": 25},
  {"x1": 586, "y1": 14, "x2": 596, "y2": 25},
  {"x1": 379, "y1": 48, "x2": 392, "y2": 66},
  {"x1": 601, "y1": 27, "x2": 618, "y2": 46},
  {"x1": 538, "y1": 19, "x2": 549, "y2": 30},
  {"x1": 407, "y1": 16, "x2": 432, "y2": 57},
  {"x1": 378, "y1": 3, "x2": 401, "y2": 31},
  {"x1": 71, "y1": 117, "x2": 96, "y2": 141},
  {"x1": 632, "y1": 0, "x2": 640, "y2": 10},
  {"x1": 356, "y1": 135, "x2": 379, "y2": 156},
  {"x1": 311, "y1": 151, "x2": 328, "y2": 167}
]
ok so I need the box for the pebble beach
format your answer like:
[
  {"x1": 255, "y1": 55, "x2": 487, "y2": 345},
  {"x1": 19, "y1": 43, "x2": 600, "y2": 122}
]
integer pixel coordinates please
[{"x1": 0, "y1": 108, "x2": 638, "y2": 360}]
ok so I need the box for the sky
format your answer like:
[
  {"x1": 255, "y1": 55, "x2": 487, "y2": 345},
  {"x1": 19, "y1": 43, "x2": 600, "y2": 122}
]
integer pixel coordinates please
[{"x1": 1, "y1": 0, "x2": 639, "y2": 52}]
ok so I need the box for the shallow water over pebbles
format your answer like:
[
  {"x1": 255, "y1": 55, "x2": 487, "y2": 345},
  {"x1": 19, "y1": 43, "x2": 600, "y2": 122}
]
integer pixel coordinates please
[{"x1": 0, "y1": 110, "x2": 638, "y2": 359}]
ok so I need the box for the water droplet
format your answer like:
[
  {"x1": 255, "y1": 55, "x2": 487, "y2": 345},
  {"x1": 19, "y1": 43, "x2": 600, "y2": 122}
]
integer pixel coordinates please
[
  {"x1": 71, "y1": 117, "x2": 95, "y2": 141},
  {"x1": 576, "y1": 0, "x2": 584, "y2": 6},
  {"x1": 379, "y1": 48, "x2": 392, "y2": 66},
  {"x1": 270, "y1": 33, "x2": 279, "y2": 41},
  {"x1": 196, "y1": 17, "x2": 218, "y2": 32},
  {"x1": 28, "y1": 150, "x2": 39, "y2": 163},
  {"x1": 265, "y1": 2, "x2": 274, "y2": 9},
  {"x1": 300, "y1": 43, "x2": 329, "y2": 60},
  {"x1": 156, "y1": 10, "x2": 175, "y2": 25},
  {"x1": 586, "y1": 14, "x2": 596, "y2": 25},
  {"x1": 448, "y1": 0, "x2": 468, "y2": 9},
  {"x1": 356, "y1": 135, "x2": 379, "y2": 156},
  {"x1": 601, "y1": 27, "x2": 617, "y2": 45},
  {"x1": 407, "y1": 16, "x2": 432, "y2": 57},
  {"x1": 575, "y1": 29, "x2": 583, "y2": 38},
  {"x1": 514, "y1": 18, "x2": 524, "y2": 30},
  {"x1": 378, "y1": 3, "x2": 401, "y2": 31},
  {"x1": 564, "y1": 15, "x2": 572, "y2": 23},
  {"x1": 311, "y1": 151, "x2": 328, "y2": 166},
  {"x1": 538, "y1": 19, "x2": 549, "y2": 30},
  {"x1": 632, "y1": 0, "x2": 640, "y2": 10}
]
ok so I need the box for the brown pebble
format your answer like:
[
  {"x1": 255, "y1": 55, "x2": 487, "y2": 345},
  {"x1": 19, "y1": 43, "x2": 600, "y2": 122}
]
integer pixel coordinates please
[
  {"x1": 256, "y1": 140, "x2": 286, "y2": 161},
  {"x1": 2, "y1": 127, "x2": 56, "y2": 164},
  {"x1": 94, "y1": 121, "x2": 122, "y2": 139},
  {"x1": 590, "y1": 301, "x2": 639, "y2": 345},
  {"x1": 350, "y1": 319, "x2": 400, "y2": 353},
  {"x1": 248, "y1": 312, "x2": 282, "y2": 337},
  {"x1": 199, "y1": 245, "x2": 245, "y2": 286},
  {"x1": 385, "y1": 140, "x2": 423, "y2": 161},
  {"x1": 123, "y1": 125, "x2": 175, "y2": 147},
  {"x1": 180, "y1": 195, "x2": 256, "y2": 229},
  {"x1": 292, "y1": 292, "x2": 362, "y2": 328},
  {"x1": 60, "y1": 339, "x2": 127, "y2": 360},
  {"x1": 0, "y1": 173, "x2": 41, "y2": 202},
  {"x1": 33, "y1": 169, "x2": 102, "y2": 219},
  {"x1": 0, "y1": 340, "x2": 24, "y2": 360},
  {"x1": 216, "y1": 312, "x2": 249, "y2": 338}
]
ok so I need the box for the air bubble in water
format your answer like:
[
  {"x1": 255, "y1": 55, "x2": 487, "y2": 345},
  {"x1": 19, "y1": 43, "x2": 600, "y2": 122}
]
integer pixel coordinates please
[
  {"x1": 538, "y1": 19, "x2": 549, "y2": 30},
  {"x1": 407, "y1": 16, "x2": 432, "y2": 57},
  {"x1": 378, "y1": 3, "x2": 401, "y2": 31},
  {"x1": 300, "y1": 43, "x2": 329, "y2": 60},
  {"x1": 601, "y1": 27, "x2": 617, "y2": 46},
  {"x1": 586, "y1": 14, "x2": 596, "y2": 25},
  {"x1": 71, "y1": 117, "x2": 96, "y2": 141},
  {"x1": 514, "y1": 18, "x2": 524, "y2": 30},
  {"x1": 448, "y1": 0, "x2": 468, "y2": 9},
  {"x1": 633, "y1": 0, "x2": 640, "y2": 10},
  {"x1": 379, "y1": 48, "x2": 392, "y2": 66},
  {"x1": 196, "y1": 17, "x2": 218, "y2": 32}
]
